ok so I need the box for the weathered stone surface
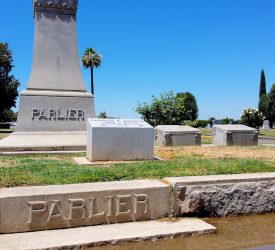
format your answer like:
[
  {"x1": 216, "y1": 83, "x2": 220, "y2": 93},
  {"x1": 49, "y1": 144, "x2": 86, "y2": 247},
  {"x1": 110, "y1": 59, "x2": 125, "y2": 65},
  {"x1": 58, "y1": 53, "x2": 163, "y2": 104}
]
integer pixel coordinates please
[
  {"x1": 0, "y1": 180, "x2": 170, "y2": 233},
  {"x1": 28, "y1": 5, "x2": 85, "y2": 91},
  {"x1": 213, "y1": 125, "x2": 258, "y2": 146},
  {"x1": 155, "y1": 125, "x2": 201, "y2": 147},
  {"x1": 33, "y1": 0, "x2": 78, "y2": 10},
  {"x1": 0, "y1": 219, "x2": 216, "y2": 250},
  {"x1": 87, "y1": 119, "x2": 154, "y2": 161},
  {"x1": 165, "y1": 173, "x2": 275, "y2": 217}
]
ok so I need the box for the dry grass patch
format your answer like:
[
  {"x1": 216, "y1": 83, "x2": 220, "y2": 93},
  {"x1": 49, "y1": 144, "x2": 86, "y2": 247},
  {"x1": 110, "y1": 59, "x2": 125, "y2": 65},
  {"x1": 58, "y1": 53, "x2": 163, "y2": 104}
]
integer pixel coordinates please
[
  {"x1": 0, "y1": 159, "x2": 17, "y2": 168},
  {"x1": 0, "y1": 133, "x2": 10, "y2": 140},
  {"x1": 155, "y1": 146, "x2": 275, "y2": 162}
]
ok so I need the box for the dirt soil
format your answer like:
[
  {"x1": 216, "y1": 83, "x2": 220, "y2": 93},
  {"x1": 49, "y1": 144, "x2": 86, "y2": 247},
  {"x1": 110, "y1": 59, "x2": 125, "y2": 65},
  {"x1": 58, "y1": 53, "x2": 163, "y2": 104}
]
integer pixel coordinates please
[{"x1": 155, "y1": 146, "x2": 275, "y2": 162}]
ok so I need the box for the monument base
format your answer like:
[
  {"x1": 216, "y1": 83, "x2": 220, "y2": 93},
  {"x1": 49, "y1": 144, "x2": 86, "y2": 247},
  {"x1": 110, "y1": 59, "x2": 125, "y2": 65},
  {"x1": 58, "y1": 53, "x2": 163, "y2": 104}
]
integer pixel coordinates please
[
  {"x1": 0, "y1": 132, "x2": 86, "y2": 152},
  {"x1": 0, "y1": 90, "x2": 95, "y2": 152},
  {"x1": 16, "y1": 90, "x2": 95, "y2": 132}
]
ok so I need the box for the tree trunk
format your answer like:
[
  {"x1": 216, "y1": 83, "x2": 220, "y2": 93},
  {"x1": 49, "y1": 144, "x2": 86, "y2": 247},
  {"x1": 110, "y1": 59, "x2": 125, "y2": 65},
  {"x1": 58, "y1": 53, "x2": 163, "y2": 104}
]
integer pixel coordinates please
[{"x1": 91, "y1": 67, "x2": 94, "y2": 95}]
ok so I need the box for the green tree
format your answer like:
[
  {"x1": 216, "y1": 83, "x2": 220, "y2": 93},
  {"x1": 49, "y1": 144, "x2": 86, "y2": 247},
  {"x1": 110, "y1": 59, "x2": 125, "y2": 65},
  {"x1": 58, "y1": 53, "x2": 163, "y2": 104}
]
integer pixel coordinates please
[
  {"x1": 208, "y1": 117, "x2": 215, "y2": 127},
  {"x1": 258, "y1": 69, "x2": 268, "y2": 117},
  {"x1": 0, "y1": 109, "x2": 17, "y2": 122},
  {"x1": 267, "y1": 84, "x2": 275, "y2": 128},
  {"x1": 136, "y1": 91, "x2": 199, "y2": 126},
  {"x1": 221, "y1": 117, "x2": 230, "y2": 124},
  {"x1": 0, "y1": 42, "x2": 20, "y2": 122},
  {"x1": 82, "y1": 48, "x2": 102, "y2": 95},
  {"x1": 175, "y1": 92, "x2": 198, "y2": 121},
  {"x1": 98, "y1": 111, "x2": 107, "y2": 119}
]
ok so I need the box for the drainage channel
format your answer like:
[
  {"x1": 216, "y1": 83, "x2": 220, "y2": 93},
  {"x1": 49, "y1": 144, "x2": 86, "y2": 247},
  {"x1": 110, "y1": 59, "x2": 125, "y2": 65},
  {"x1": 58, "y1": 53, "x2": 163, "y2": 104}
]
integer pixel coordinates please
[{"x1": 89, "y1": 213, "x2": 275, "y2": 250}]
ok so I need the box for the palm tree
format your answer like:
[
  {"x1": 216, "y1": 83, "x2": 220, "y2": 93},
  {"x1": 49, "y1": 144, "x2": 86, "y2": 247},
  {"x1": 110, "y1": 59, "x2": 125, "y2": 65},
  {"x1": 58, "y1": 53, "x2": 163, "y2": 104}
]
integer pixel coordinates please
[{"x1": 82, "y1": 48, "x2": 102, "y2": 95}]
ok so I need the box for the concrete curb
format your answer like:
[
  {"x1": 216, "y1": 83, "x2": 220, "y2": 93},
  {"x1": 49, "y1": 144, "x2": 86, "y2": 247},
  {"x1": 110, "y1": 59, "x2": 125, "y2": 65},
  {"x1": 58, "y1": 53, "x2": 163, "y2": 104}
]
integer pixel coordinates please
[
  {"x1": 0, "y1": 180, "x2": 171, "y2": 234},
  {"x1": 164, "y1": 172, "x2": 275, "y2": 187},
  {"x1": 0, "y1": 219, "x2": 217, "y2": 250},
  {"x1": 164, "y1": 173, "x2": 275, "y2": 217},
  {"x1": 0, "y1": 151, "x2": 86, "y2": 156}
]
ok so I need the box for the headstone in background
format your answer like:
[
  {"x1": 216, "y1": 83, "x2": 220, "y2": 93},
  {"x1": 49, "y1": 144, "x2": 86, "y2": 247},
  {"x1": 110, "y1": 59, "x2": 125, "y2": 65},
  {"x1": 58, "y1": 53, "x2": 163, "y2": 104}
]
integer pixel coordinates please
[
  {"x1": 87, "y1": 119, "x2": 154, "y2": 162},
  {"x1": 262, "y1": 120, "x2": 271, "y2": 130},
  {"x1": 213, "y1": 125, "x2": 258, "y2": 146},
  {"x1": 155, "y1": 125, "x2": 201, "y2": 147}
]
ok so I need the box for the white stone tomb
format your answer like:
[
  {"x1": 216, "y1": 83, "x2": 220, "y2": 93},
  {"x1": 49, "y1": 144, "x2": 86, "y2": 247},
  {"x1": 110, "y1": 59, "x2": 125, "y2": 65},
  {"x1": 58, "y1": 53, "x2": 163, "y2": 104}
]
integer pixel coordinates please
[{"x1": 87, "y1": 119, "x2": 154, "y2": 161}]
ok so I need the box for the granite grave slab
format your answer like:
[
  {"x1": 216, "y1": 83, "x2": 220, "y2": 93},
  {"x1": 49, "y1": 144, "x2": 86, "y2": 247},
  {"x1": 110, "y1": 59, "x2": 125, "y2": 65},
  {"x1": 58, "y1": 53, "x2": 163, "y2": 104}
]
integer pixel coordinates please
[
  {"x1": 213, "y1": 125, "x2": 258, "y2": 146},
  {"x1": 155, "y1": 125, "x2": 201, "y2": 147},
  {"x1": 87, "y1": 119, "x2": 154, "y2": 162}
]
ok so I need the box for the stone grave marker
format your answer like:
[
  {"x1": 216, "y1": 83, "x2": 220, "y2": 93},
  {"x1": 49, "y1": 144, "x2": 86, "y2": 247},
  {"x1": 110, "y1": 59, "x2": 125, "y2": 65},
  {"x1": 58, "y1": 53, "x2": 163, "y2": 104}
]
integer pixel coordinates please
[
  {"x1": 87, "y1": 119, "x2": 154, "y2": 161},
  {"x1": 155, "y1": 125, "x2": 201, "y2": 147},
  {"x1": 262, "y1": 120, "x2": 271, "y2": 130},
  {"x1": 213, "y1": 125, "x2": 258, "y2": 146}
]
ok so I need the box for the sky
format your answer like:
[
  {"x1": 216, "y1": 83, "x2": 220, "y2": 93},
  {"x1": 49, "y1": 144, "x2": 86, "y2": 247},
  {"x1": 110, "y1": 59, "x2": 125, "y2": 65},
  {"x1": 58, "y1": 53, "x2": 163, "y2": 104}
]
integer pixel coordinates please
[{"x1": 1, "y1": 0, "x2": 275, "y2": 120}]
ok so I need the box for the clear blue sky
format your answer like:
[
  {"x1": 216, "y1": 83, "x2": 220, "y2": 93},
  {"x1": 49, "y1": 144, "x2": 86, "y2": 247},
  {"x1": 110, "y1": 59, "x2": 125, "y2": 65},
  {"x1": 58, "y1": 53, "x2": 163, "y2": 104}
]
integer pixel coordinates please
[{"x1": 1, "y1": 0, "x2": 275, "y2": 119}]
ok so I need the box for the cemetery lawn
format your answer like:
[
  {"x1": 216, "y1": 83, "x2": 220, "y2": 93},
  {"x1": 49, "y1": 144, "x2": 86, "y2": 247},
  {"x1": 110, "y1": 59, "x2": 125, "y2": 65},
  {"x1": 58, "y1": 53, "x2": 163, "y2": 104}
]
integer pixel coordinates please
[
  {"x1": 201, "y1": 135, "x2": 213, "y2": 144},
  {"x1": 199, "y1": 128, "x2": 213, "y2": 135},
  {"x1": 259, "y1": 129, "x2": 275, "y2": 137},
  {"x1": 0, "y1": 146, "x2": 275, "y2": 187}
]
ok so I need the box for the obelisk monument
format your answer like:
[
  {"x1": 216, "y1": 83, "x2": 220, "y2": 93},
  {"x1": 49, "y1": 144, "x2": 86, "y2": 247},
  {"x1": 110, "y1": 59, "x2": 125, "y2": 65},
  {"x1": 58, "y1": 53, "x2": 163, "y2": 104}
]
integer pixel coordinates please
[{"x1": 0, "y1": 0, "x2": 95, "y2": 151}]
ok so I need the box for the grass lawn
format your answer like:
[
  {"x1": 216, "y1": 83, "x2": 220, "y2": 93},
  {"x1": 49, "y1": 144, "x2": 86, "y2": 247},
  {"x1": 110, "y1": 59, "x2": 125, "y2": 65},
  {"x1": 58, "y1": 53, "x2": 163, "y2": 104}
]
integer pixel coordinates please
[
  {"x1": 0, "y1": 146, "x2": 274, "y2": 188},
  {"x1": 199, "y1": 128, "x2": 213, "y2": 135},
  {"x1": 201, "y1": 135, "x2": 213, "y2": 144},
  {"x1": 259, "y1": 129, "x2": 275, "y2": 137}
]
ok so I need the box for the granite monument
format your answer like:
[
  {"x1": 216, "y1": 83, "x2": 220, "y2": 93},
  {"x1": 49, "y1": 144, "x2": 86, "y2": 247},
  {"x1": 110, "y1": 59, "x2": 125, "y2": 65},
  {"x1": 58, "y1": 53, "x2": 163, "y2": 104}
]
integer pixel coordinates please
[{"x1": 0, "y1": 0, "x2": 95, "y2": 151}]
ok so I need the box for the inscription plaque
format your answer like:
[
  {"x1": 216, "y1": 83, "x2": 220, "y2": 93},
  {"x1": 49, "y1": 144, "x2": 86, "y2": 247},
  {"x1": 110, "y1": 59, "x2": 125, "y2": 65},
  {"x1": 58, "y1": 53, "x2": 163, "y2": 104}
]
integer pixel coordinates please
[{"x1": 90, "y1": 119, "x2": 151, "y2": 128}]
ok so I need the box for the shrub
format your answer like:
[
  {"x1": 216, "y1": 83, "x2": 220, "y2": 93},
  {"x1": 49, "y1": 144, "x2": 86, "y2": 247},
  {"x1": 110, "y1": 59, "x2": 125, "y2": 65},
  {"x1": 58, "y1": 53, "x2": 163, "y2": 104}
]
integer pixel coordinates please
[
  {"x1": 196, "y1": 120, "x2": 208, "y2": 128},
  {"x1": 240, "y1": 108, "x2": 265, "y2": 129},
  {"x1": 185, "y1": 120, "x2": 198, "y2": 128},
  {"x1": 0, "y1": 123, "x2": 10, "y2": 129}
]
